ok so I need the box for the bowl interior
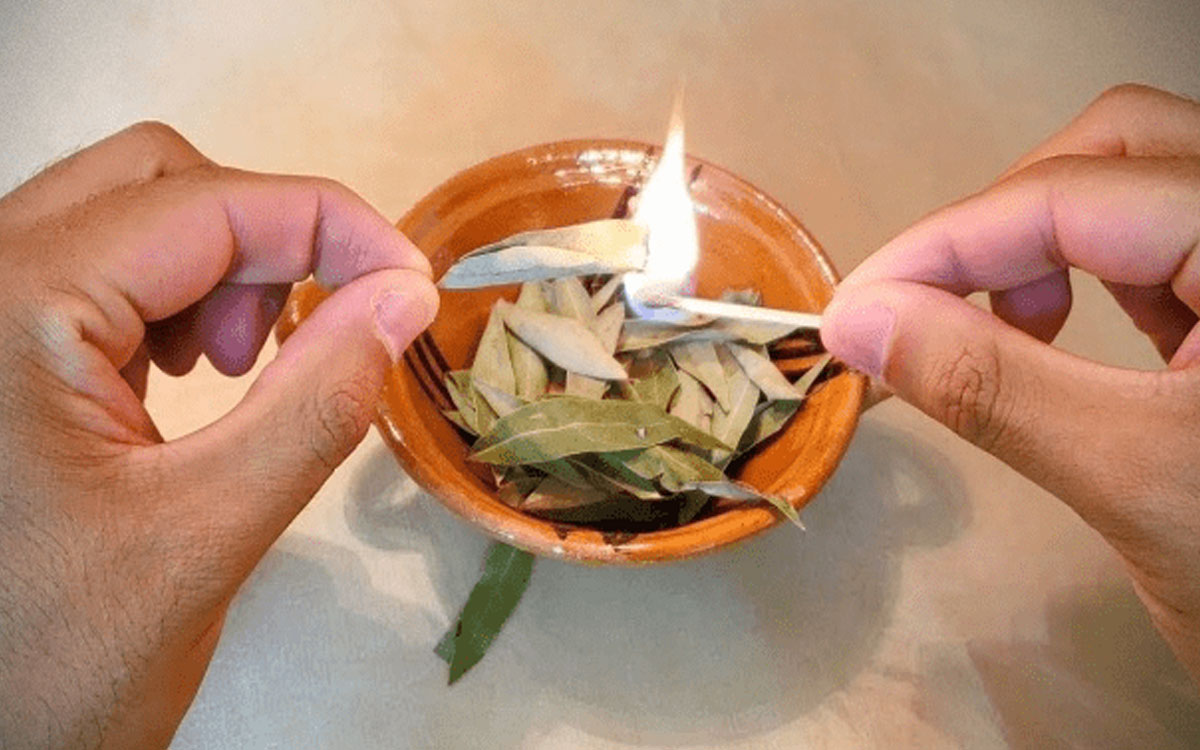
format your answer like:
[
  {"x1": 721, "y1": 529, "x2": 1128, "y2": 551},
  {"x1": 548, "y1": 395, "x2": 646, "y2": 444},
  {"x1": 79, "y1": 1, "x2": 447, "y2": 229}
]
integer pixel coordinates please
[{"x1": 284, "y1": 139, "x2": 865, "y2": 564}]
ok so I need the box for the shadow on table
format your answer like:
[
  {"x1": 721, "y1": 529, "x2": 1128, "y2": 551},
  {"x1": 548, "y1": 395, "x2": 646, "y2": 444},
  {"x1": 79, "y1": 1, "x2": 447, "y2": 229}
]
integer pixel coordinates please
[
  {"x1": 965, "y1": 581, "x2": 1200, "y2": 749},
  {"x1": 339, "y1": 416, "x2": 970, "y2": 746}
]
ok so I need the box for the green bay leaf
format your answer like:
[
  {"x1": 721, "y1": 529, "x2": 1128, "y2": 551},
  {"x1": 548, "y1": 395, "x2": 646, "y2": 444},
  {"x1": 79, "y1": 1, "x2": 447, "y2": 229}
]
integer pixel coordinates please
[
  {"x1": 470, "y1": 396, "x2": 729, "y2": 465},
  {"x1": 435, "y1": 543, "x2": 534, "y2": 684}
]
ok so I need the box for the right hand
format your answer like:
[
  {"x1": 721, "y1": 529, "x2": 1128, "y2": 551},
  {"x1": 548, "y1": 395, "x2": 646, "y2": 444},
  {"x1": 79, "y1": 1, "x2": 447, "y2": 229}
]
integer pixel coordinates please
[{"x1": 820, "y1": 84, "x2": 1200, "y2": 681}]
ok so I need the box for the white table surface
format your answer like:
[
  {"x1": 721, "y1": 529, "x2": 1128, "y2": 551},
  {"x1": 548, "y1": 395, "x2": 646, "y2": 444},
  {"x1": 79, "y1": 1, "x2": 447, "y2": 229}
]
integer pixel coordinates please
[{"x1": 3, "y1": 1, "x2": 1200, "y2": 747}]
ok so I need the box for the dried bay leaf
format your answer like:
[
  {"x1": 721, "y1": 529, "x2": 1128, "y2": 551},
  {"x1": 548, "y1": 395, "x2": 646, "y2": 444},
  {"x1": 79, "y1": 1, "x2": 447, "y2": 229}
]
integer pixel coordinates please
[
  {"x1": 720, "y1": 288, "x2": 762, "y2": 306},
  {"x1": 601, "y1": 444, "x2": 726, "y2": 493},
  {"x1": 445, "y1": 370, "x2": 480, "y2": 434},
  {"x1": 508, "y1": 283, "x2": 550, "y2": 400},
  {"x1": 737, "y1": 400, "x2": 801, "y2": 455},
  {"x1": 669, "y1": 370, "x2": 706, "y2": 430},
  {"x1": 471, "y1": 396, "x2": 730, "y2": 465},
  {"x1": 443, "y1": 410, "x2": 474, "y2": 434},
  {"x1": 591, "y1": 274, "x2": 624, "y2": 313},
  {"x1": 728, "y1": 343, "x2": 802, "y2": 401},
  {"x1": 681, "y1": 480, "x2": 804, "y2": 528},
  {"x1": 471, "y1": 304, "x2": 517, "y2": 394},
  {"x1": 710, "y1": 349, "x2": 760, "y2": 466},
  {"x1": 473, "y1": 380, "x2": 524, "y2": 417},
  {"x1": 503, "y1": 304, "x2": 627, "y2": 381},
  {"x1": 792, "y1": 352, "x2": 833, "y2": 397},
  {"x1": 628, "y1": 351, "x2": 679, "y2": 411},
  {"x1": 594, "y1": 303, "x2": 626, "y2": 352},
  {"x1": 438, "y1": 220, "x2": 647, "y2": 289},
  {"x1": 669, "y1": 339, "x2": 730, "y2": 410},
  {"x1": 549, "y1": 276, "x2": 596, "y2": 327},
  {"x1": 435, "y1": 542, "x2": 534, "y2": 684}
]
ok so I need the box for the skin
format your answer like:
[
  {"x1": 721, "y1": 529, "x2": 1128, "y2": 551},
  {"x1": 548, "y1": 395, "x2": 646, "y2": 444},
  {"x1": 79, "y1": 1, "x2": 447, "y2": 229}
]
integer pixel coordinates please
[
  {"x1": 821, "y1": 84, "x2": 1200, "y2": 683},
  {"x1": 0, "y1": 122, "x2": 438, "y2": 748},
  {"x1": 1, "y1": 85, "x2": 1196, "y2": 747}
]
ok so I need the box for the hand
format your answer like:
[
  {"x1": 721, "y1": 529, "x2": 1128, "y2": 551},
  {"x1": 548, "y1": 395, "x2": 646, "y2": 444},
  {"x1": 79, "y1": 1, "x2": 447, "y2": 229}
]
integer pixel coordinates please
[
  {"x1": 821, "y1": 84, "x2": 1200, "y2": 681},
  {"x1": 0, "y1": 123, "x2": 438, "y2": 747}
]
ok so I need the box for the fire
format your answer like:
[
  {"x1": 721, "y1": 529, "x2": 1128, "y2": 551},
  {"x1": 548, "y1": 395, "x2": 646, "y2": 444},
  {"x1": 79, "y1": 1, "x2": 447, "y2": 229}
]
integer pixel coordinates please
[{"x1": 624, "y1": 95, "x2": 699, "y2": 320}]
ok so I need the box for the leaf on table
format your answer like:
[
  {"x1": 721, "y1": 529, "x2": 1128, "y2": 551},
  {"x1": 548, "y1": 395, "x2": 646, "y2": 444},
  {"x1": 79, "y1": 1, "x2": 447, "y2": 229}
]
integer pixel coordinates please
[
  {"x1": 435, "y1": 542, "x2": 534, "y2": 684},
  {"x1": 471, "y1": 303, "x2": 517, "y2": 394},
  {"x1": 737, "y1": 400, "x2": 801, "y2": 455},
  {"x1": 508, "y1": 283, "x2": 550, "y2": 400},
  {"x1": 590, "y1": 274, "x2": 624, "y2": 313},
  {"x1": 437, "y1": 219, "x2": 648, "y2": 289},
  {"x1": 680, "y1": 480, "x2": 804, "y2": 528},
  {"x1": 470, "y1": 396, "x2": 730, "y2": 465},
  {"x1": 791, "y1": 353, "x2": 833, "y2": 397},
  {"x1": 728, "y1": 342, "x2": 802, "y2": 401},
  {"x1": 503, "y1": 304, "x2": 627, "y2": 381},
  {"x1": 669, "y1": 339, "x2": 730, "y2": 410}
]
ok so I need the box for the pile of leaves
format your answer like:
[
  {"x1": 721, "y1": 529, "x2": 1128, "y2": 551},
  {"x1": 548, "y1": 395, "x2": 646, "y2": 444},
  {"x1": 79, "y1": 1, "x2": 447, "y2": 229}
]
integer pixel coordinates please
[{"x1": 431, "y1": 219, "x2": 830, "y2": 683}]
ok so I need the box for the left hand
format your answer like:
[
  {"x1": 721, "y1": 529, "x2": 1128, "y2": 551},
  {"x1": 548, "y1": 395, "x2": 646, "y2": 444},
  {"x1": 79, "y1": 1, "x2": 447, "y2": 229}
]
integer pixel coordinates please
[{"x1": 0, "y1": 122, "x2": 438, "y2": 747}]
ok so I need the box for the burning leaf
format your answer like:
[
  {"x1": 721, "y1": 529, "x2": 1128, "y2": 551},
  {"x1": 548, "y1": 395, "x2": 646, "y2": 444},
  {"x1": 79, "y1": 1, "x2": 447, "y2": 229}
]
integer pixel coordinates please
[{"x1": 438, "y1": 219, "x2": 647, "y2": 289}]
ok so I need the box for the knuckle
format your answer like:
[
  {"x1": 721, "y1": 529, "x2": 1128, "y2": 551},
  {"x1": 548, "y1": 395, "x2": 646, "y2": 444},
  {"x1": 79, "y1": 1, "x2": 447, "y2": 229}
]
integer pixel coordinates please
[
  {"x1": 308, "y1": 373, "x2": 376, "y2": 470},
  {"x1": 121, "y1": 120, "x2": 208, "y2": 178},
  {"x1": 927, "y1": 342, "x2": 1013, "y2": 451}
]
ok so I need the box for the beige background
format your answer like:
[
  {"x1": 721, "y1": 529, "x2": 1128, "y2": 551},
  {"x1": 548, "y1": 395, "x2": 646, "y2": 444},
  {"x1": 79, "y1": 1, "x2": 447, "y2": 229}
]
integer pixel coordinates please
[{"x1": 3, "y1": 0, "x2": 1200, "y2": 746}]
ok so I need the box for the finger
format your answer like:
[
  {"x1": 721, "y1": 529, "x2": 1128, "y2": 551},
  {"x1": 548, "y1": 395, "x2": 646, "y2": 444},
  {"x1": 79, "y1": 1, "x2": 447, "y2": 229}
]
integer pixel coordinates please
[
  {"x1": 61, "y1": 166, "x2": 432, "y2": 327},
  {"x1": 119, "y1": 342, "x2": 151, "y2": 401},
  {"x1": 988, "y1": 270, "x2": 1072, "y2": 344},
  {"x1": 146, "y1": 303, "x2": 204, "y2": 376},
  {"x1": 146, "y1": 268, "x2": 437, "y2": 589},
  {"x1": 194, "y1": 283, "x2": 291, "y2": 376},
  {"x1": 1003, "y1": 84, "x2": 1200, "y2": 178},
  {"x1": 843, "y1": 156, "x2": 1200, "y2": 301},
  {"x1": 1102, "y1": 281, "x2": 1198, "y2": 361},
  {"x1": 821, "y1": 279, "x2": 1189, "y2": 541},
  {"x1": 0, "y1": 121, "x2": 211, "y2": 227}
]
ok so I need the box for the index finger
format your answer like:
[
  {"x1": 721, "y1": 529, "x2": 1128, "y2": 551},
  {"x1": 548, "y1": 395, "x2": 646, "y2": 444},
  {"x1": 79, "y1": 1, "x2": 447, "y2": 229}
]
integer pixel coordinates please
[
  {"x1": 1002, "y1": 84, "x2": 1200, "y2": 177},
  {"x1": 57, "y1": 165, "x2": 431, "y2": 322},
  {"x1": 843, "y1": 155, "x2": 1200, "y2": 304}
]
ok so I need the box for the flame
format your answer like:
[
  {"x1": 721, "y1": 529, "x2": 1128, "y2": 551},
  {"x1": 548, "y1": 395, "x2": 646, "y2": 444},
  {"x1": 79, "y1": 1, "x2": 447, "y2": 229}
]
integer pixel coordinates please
[{"x1": 625, "y1": 94, "x2": 699, "y2": 320}]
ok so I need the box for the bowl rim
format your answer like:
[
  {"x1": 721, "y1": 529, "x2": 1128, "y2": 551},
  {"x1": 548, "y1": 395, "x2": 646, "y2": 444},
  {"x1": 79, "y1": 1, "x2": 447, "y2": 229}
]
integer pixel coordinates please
[{"x1": 378, "y1": 137, "x2": 866, "y2": 565}]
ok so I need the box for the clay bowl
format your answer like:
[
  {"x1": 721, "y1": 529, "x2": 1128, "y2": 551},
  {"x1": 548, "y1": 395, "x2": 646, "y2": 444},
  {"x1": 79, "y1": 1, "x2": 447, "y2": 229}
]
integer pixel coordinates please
[{"x1": 279, "y1": 139, "x2": 866, "y2": 565}]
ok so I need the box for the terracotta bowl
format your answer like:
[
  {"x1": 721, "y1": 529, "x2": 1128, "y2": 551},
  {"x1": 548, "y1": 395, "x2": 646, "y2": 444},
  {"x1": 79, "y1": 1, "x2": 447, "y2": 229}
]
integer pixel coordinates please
[{"x1": 279, "y1": 139, "x2": 866, "y2": 565}]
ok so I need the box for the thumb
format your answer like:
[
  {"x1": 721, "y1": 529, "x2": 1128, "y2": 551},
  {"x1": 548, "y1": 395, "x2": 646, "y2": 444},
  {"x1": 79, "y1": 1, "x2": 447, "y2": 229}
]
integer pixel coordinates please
[
  {"x1": 820, "y1": 279, "x2": 1181, "y2": 532},
  {"x1": 155, "y1": 268, "x2": 437, "y2": 580}
]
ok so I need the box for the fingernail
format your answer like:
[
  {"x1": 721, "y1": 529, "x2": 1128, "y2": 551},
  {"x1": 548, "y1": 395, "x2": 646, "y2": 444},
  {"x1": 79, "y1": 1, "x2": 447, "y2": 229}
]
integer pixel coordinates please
[
  {"x1": 372, "y1": 282, "x2": 439, "y2": 363},
  {"x1": 822, "y1": 301, "x2": 895, "y2": 379}
]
